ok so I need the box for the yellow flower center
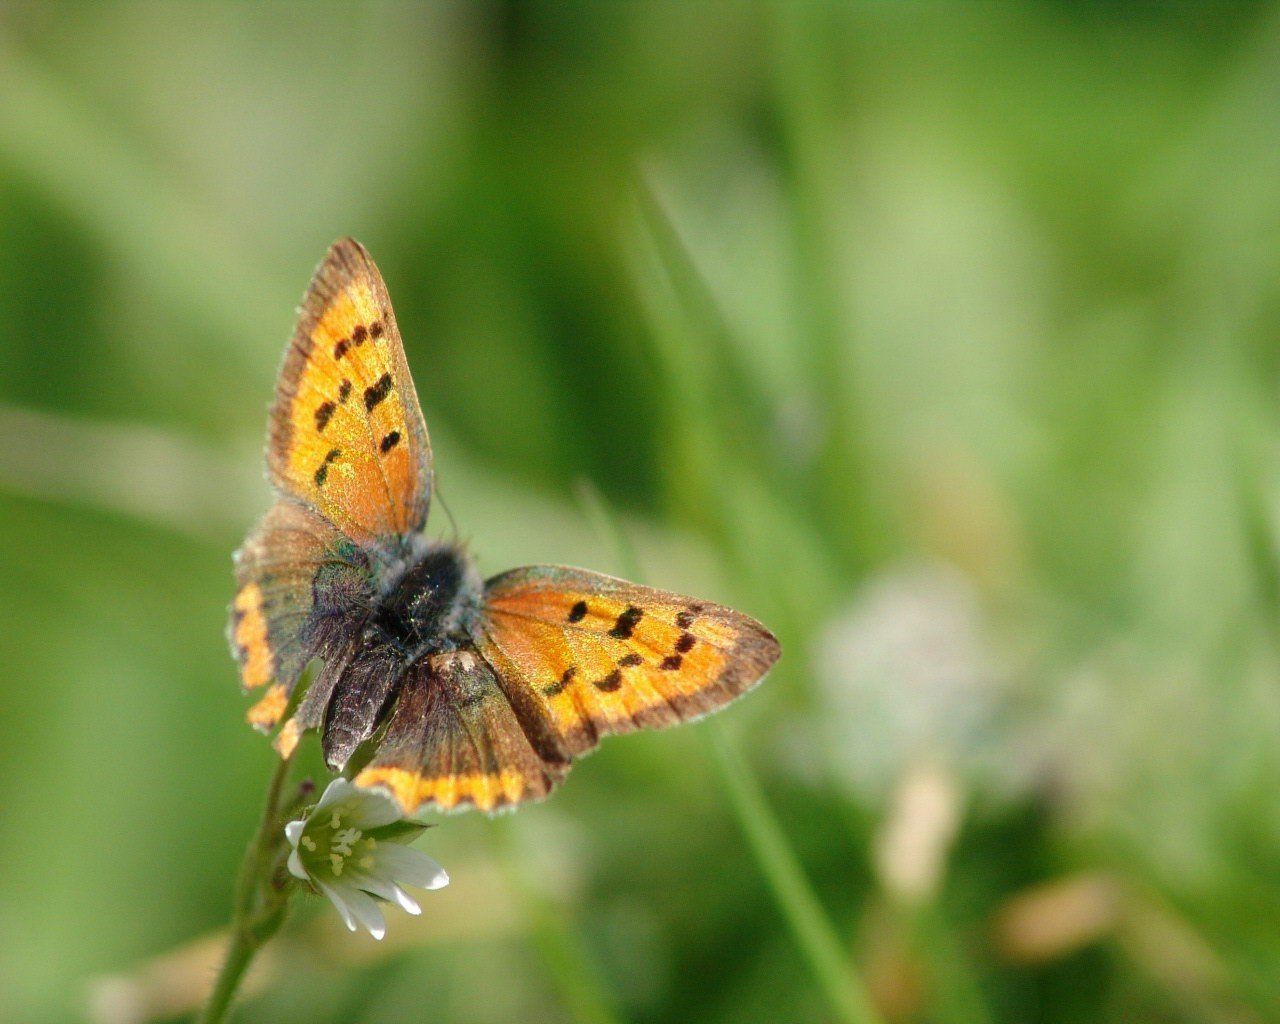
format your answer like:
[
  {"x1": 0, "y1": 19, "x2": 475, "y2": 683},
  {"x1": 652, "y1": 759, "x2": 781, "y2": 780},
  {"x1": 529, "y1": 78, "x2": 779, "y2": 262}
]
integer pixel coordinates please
[{"x1": 299, "y1": 801, "x2": 373, "y2": 879}]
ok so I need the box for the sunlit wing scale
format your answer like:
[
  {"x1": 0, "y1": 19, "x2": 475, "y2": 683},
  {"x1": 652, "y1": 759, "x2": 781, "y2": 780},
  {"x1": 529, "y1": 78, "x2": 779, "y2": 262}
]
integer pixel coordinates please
[
  {"x1": 267, "y1": 238, "x2": 432, "y2": 545},
  {"x1": 229, "y1": 499, "x2": 370, "y2": 731},
  {"x1": 472, "y1": 566, "x2": 780, "y2": 759},
  {"x1": 355, "y1": 649, "x2": 568, "y2": 814}
]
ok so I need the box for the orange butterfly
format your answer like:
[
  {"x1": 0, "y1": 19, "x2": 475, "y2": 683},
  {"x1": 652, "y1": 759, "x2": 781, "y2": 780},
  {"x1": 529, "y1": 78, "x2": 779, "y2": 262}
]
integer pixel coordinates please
[{"x1": 230, "y1": 239, "x2": 780, "y2": 814}]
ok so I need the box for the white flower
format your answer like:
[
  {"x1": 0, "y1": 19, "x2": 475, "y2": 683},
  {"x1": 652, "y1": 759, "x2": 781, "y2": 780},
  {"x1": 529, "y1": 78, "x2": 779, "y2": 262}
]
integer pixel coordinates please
[
  {"x1": 284, "y1": 777, "x2": 449, "y2": 939},
  {"x1": 817, "y1": 564, "x2": 1003, "y2": 801}
]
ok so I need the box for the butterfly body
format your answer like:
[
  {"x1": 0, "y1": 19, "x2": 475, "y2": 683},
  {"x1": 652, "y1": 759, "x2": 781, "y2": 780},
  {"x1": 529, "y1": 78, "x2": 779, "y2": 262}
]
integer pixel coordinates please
[
  {"x1": 231, "y1": 239, "x2": 780, "y2": 815},
  {"x1": 367, "y1": 537, "x2": 484, "y2": 660},
  {"x1": 286, "y1": 535, "x2": 485, "y2": 769}
]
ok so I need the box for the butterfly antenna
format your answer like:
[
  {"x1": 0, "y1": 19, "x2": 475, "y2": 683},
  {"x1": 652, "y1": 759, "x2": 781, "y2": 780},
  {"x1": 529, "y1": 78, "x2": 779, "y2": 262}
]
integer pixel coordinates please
[{"x1": 434, "y1": 479, "x2": 460, "y2": 544}]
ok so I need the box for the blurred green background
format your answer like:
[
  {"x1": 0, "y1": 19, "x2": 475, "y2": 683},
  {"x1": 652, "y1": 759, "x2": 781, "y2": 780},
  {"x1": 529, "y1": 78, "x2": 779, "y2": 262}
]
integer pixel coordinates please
[{"x1": 3, "y1": 3, "x2": 1280, "y2": 1023}]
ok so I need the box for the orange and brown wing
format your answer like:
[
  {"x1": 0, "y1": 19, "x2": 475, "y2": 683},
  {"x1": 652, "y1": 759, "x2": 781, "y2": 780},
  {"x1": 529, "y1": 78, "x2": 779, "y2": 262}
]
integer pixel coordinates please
[
  {"x1": 473, "y1": 566, "x2": 780, "y2": 760},
  {"x1": 229, "y1": 498, "x2": 370, "y2": 731},
  {"x1": 268, "y1": 238, "x2": 432, "y2": 544},
  {"x1": 355, "y1": 650, "x2": 568, "y2": 815},
  {"x1": 350, "y1": 568, "x2": 777, "y2": 816}
]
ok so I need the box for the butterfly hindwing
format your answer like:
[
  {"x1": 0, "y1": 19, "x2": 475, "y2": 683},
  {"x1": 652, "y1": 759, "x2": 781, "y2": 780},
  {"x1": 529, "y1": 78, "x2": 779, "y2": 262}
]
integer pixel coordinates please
[
  {"x1": 355, "y1": 649, "x2": 568, "y2": 813},
  {"x1": 230, "y1": 499, "x2": 370, "y2": 731},
  {"x1": 268, "y1": 238, "x2": 432, "y2": 544},
  {"x1": 473, "y1": 566, "x2": 780, "y2": 759}
]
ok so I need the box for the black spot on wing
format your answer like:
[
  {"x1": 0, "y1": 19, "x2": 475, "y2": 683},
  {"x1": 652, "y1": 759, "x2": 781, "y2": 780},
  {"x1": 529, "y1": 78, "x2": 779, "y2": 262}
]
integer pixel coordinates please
[
  {"x1": 338, "y1": 379, "x2": 352, "y2": 403},
  {"x1": 618, "y1": 653, "x2": 643, "y2": 668},
  {"x1": 351, "y1": 324, "x2": 368, "y2": 346},
  {"x1": 364, "y1": 373, "x2": 393, "y2": 411},
  {"x1": 567, "y1": 600, "x2": 588, "y2": 623},
  {"x1": 379, "y1": 430, "x2": 401, "y2": 453},
  {"x1": 675, "y1": 611, "x2": 696, "y2": 629},
  {"x1": 675, "y1": 632, "x2": 696, "y2": 653},
  {"x1": 315, "y1": 401, "x2": 336, "y2": 432},
  {"x1": 370, "y1": 320, "x2": 384, "y2": 338},
  {"x1": 542, "y1": 666, "x2": 576, "y2": 698},
  {"x1": 333, "y1": 338, "x2": 350, "y2": 360},
  {"x1": 661, "y1": 654, "x2": 683, "y2": 671},
  {"x1": 594, "y1": 669, "x2": 623, "y2": 692},
  {"x1": 610, "y1": 606, "x2": 643, "y2": 639},
  {"x1": 314, "y1": 448, "x2": 342, "y2": 487}
]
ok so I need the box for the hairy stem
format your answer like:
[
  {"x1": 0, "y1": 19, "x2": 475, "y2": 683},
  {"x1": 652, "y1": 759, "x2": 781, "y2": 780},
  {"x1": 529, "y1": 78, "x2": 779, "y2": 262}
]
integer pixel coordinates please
[{"x1": 198, "y1": 755, "x2": 295, "y2": 1024}]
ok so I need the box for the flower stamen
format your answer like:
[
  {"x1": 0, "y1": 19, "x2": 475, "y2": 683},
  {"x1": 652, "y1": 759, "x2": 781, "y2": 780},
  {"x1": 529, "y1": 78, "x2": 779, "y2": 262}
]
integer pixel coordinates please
[{"x1": 332, "y1": 827, "x2": 363, "y2": 856}]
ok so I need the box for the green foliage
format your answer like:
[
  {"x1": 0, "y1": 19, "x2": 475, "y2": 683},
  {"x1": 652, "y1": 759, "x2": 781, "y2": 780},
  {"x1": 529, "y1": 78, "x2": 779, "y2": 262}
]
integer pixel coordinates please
[{"x1": 1, "y1": 4, "x2": 1279, "y2": 1023}]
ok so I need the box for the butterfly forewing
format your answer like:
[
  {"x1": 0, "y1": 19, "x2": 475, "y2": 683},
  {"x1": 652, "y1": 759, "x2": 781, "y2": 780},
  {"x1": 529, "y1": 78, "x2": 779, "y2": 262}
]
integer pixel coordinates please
[
  {"x1": 268, "y1": 238, "x2": 432, "y2": 544},
  {"x1": 473, "y1": 566, "x2": 780, "y2": 759}
]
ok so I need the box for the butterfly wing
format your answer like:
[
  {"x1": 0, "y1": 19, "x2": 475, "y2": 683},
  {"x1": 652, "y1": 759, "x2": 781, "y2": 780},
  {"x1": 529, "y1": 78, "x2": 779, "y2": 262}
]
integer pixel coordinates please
[
  {"x1": 268, "y1": 237, "x2": 432, "y2": 544},
  {"x1": 346, "y1": 570, "x2": 777, "y2": 817},
  {"x1": 355, "y1": 649, "x2": 568, "y2": 813},
  {"x1": 229, "y1": 498, "x2": 371, "y2": 732},
  {"x1": 473, "y1": 566, "x2": 780, "y2": 760}
]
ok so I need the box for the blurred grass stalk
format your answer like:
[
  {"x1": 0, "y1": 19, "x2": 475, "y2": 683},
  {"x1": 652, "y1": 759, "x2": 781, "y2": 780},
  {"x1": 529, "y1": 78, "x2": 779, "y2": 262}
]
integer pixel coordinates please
[
  {"x1": 578, "y1": 480, "x2": 882, "y2": 1024},
  {"x1": 704, "y1": 727, "x2": 884, "y2": 1024},
  {"x1": 633, "y1": 126, "x2": 996, "y2": 1014},
  {"x1": 491, "y1": 818, "x2": 627, "y2": 1024},
  {"x1": 873, "y1": 766, "x2": 990, "y2": 1024},
  {"x1": 767, "y1": 0, "x2": 888, "y2": 571},
  {"x1": 0, "y1": 35, "x2": 284, "y2": 353}
]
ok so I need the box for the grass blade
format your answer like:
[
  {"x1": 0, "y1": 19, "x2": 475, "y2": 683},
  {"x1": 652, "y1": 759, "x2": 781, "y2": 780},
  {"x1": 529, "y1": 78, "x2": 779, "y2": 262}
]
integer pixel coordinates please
[{"x1": 575, "y1": 480, "x2": 884, "y2": 1024}]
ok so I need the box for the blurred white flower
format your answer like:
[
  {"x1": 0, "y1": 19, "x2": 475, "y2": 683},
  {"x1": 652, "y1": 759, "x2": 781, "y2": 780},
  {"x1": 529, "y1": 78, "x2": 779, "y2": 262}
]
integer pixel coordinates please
[
  {"x1": 814, "y1": 565, "x2": 1014, "y2": 901},
  {"x1": 816, "y1": 564, "x2": 1005, "y2": 803},
  {"x1": 285, "y1": 778, "x2": 449, "y2": 940}
]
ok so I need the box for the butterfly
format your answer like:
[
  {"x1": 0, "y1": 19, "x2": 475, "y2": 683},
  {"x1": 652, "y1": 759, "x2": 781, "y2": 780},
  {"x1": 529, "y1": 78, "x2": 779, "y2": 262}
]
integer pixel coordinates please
[{"x1": 229, "y1": 239, "x2": 780, "y2": 815}]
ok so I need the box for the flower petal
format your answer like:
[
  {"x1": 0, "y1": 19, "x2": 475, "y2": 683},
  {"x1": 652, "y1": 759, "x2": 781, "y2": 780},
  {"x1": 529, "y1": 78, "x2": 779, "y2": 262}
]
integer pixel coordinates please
[
  {"x1": 314, "y1": 879, "x2": 358, "y2": 932},
  {"x1": 284, "y1": 819, "x2": 305, "y2": 847},
  {"x1": 339, "y1": 885, "x2": 387, "y2": 940},
  {"x1": 346, "y1": 869, "x2": 423, "y2": 915},
  {"x1": 374, "y1": 843, "x2": 449, "y2": 891},
  {"x1": 343, "y1": 788, "x2": 402, "y2": 831},
  {"x1": 389, "y1": 883, "x2": 422, "y2": 915},
  {"x1": 287, "y1": 848, "x2": 308, "y2": 881},
  {"x1": 313, "y1": 777, "x2": 358, "y2": 814}
]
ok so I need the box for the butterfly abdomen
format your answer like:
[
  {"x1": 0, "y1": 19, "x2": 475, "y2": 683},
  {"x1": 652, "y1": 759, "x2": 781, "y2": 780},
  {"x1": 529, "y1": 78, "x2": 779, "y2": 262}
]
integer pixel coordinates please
[{"x1": 315, "y1": 541, "x2": 485, "y2": 770}]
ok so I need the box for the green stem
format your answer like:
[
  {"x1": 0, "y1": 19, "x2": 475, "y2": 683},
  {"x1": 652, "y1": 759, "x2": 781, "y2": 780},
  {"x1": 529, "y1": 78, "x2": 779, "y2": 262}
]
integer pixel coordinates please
[
  {"x1": 198, "y1": 755, "x2": 295, "y2": 1024},
  {"x1": 199, "y1": 926, "x2": 256, "y2": 1024},
  {"x1": 493, "y1": 819, "x2": 626, "y2": 1024},
  {"x1": 575, "y1": 482, "x2": 884, "y2": 1024},
  {"x1": 910, "y1": 903, "x2": 992, "y2": 1024},
  {"x1": 705, "y1": 727, "x2": 884, "y2": 1024},
  {"x1": 574, "y1": 479, "x2": 643, "y2": 583}
]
